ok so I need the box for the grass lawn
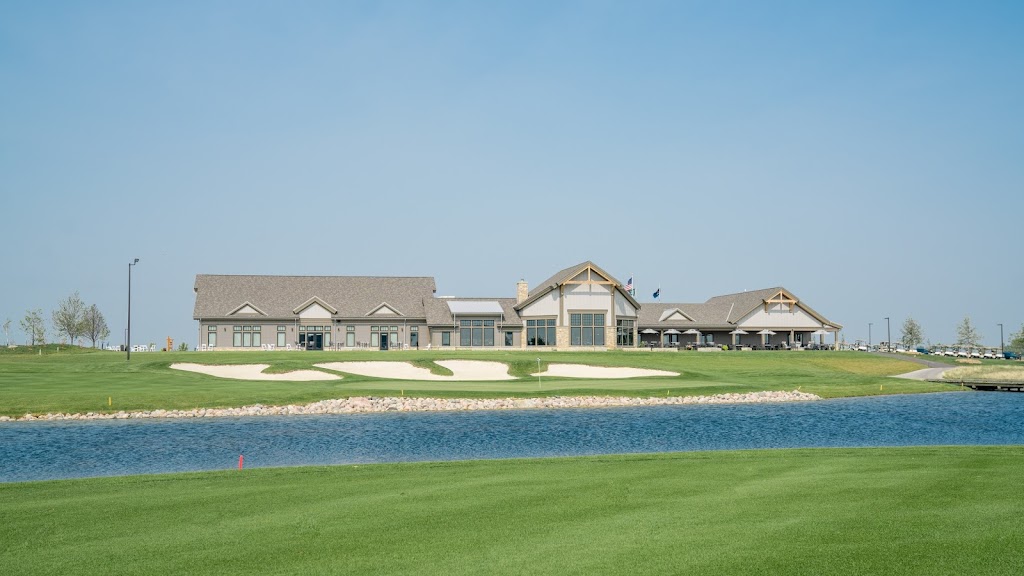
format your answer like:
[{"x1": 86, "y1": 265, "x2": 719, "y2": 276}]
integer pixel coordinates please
[
  {"x1": 2, "y1": 446, "x2": 1021, "y2": 575},
  {"x1": 0, "y1": 346, "x2": 956, "y2": 416},
  {"x1": 943, "y1": 364, "x2": 1024, "y2": 382}
]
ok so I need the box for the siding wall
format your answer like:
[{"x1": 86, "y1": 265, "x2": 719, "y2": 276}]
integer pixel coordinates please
[{"x1": 737, "y1": 303, "x2": 825, "y2": 329}]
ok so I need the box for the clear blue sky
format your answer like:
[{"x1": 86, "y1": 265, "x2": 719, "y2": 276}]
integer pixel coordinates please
[{"x1": 2, "y1": 1, "x2": 1022, "y2": 348}]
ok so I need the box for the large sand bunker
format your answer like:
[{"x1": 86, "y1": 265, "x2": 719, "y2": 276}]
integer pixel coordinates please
[
  {"x1": 315, "y1": 360, "x2": 515, "y2": 381},
  {"x1": 536, "y1": 364, "x2": 679, "y2": 379},
  {"x1": 170, "y1": 363, "x2": 341, "y2": 382},
  {"x1": 315, "y1": 361, "x2": 677, "y2": 381}
]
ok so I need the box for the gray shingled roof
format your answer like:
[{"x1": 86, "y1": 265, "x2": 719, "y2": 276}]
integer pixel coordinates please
[
  {"x1": 193, "y1": 275, "x2": 436, "y2": 319},
  {"x1": 425, "y1": 297, "x2": 522, "y2": 327},
  {"x1": 638, "y1": 287, "x2": 842, "y2": 330},
  {"x1": 703, "y1": 287, "x2": 783, "y2": 323},
  {"x1": 637, "y1": 302, "x2": 735, "y2": 329}
]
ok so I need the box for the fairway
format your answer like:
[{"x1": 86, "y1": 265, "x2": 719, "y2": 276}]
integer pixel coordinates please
[
  {"x1": 0, "y1": 347, "x2": 955, "y2": 417},
  {"x1": 2, "y1": 446, "x2": 1021, "y2": 575}
]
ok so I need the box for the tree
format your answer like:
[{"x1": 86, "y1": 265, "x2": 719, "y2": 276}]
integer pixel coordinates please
[
  {"x1": 2, "y1": 318, "x2": 10, "y2": 347},
  {"x1": 52, "y1": 292, "x2": 87, "y2": 345},
  {"x1": 900, "y1": 317, "x2": 924, "y2": 349},
  {"x1": 1008, "y1": 325, "x2": 1024, "y2": 354},
  {"x1": 955, "y1": 316, "x2": 981, "y2": 350},
  {"x1": 82, "y1": 304, "x2": 110, "y2": 348},
  {"x1": 20, "y1": 309, "x2": 46, "y2": 345}
]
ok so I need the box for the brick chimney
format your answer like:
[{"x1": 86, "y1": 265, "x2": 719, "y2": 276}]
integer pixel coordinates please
[{"x1": 516, "y1": 279, "x2": 529, "y2": 304}]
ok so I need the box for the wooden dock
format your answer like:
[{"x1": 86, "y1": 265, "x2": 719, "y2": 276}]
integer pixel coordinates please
[{"x1": 930, "y1": 379, "x2": 1024, "y2": 392}]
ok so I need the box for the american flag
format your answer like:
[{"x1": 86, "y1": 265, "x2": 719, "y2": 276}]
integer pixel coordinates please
[{"x1": 625, "y1": 276, "x2": 633, "y2": 293}]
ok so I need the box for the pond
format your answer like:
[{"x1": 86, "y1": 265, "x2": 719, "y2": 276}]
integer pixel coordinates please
[{"x1": 2, "y1": 392, "x2": 1023, "y2": 483}]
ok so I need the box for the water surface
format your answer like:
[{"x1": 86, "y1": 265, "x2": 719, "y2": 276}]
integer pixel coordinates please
[{"x1": 2, "y1": 392, "x2": 1022, "y2": 482}]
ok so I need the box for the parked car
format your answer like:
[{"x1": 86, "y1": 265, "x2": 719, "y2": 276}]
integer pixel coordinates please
[
  {"x1": 915, "y1": 347, "x2": 931, "y2": 355},
  {"x1": 969, "y1": 350, "x2": 982, "y2": 359},
  {"x1": 1004, "y1": 351, "x2": 1021, "y2": 360}
]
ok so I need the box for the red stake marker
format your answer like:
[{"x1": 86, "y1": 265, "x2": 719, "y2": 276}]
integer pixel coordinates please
[{"x1": 238, "y1": 454, "x2": 244, "y2": 470}]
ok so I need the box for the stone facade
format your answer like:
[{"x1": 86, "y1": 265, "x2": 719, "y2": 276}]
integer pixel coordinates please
[{"x1": 556, "y1": 326, "x2": 570, "y2": 349}]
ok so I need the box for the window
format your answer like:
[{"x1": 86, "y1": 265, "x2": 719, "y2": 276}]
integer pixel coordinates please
[
  {"x1": 346, "y1": 326, "x2": 355, "y2": 347},
  {"x1": 505, "y1": 331, "x2": 514, "y2": 346},
  {"x1": 410, "y1": 326, "x2": 419, "y2": 348},
  {"x1": 370, "y1": 326, "x2": 379, "y2": 347},
  {"x1": 460, "y1": 319, "x2": 495, "y2": 347},
  {"x1": 277, "y1": 326, "x2": 286, "y2": 347},
  {"x1": 323, "y1": 330, "x2": 330, "y2": 348},
  {"x1": 441, "y1": 331, "x2": 451, "y2": 346},
  {"x1": 207, "y1": 325, "x2": 217, "y2": 348},
  {"x1": 616, "y1": 319, "x2": 634, "y2": 346},
  {"x1": 390, "y1": 326, "x2": 399, "y2": 348},
  {"x1": 527, "y1": 319, "x2": 556, "y2": 346},
  {"x1": 232, "y1": 325, "x2": 261, "y2": 347},
  {"x1": 570, "y1": 313, "x2": 604, "y2": 346}
]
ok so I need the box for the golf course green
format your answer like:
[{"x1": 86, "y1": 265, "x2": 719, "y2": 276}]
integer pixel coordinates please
[
  {"x1": 0, "y1": 346, "x2": 954, "y2": 417},
  {"x1": 2, "y1": 447, "x2": 1022, "y2": 575},
  {"x1": 5, "y1": 347, "x2": 1014, "y2": 574}
]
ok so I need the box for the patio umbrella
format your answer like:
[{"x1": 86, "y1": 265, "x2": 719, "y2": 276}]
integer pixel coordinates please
[
  {"x1": 663, "y1": 329, "x2": 682, "y2": 335},
  {"x1": 757, "y1": 329, "x2": 776, "y2": 335},
  {"x1": 683, "y1": 328, "x2": 701, "y2": 345},
  {"x1": 811, "y1": 329, "x2": 829, "y2": 336},
  {"x1": 641, "y1": 329, "x2": 658, "y2": 334},
  {"x1": 729, "y1": 329, "x2": 748, "y2": 335}
]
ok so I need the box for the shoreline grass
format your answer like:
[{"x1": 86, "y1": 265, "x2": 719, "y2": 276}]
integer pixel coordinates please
[
  {"x1": 0, "y1": 347, "x2": 957, "y2": 417},
  {"x1": 2, "y1": 446, "x2": 1022, "y2": 575},
  {"x1": 943, "y1": 365, "x2": 1024, "y2": 382}
]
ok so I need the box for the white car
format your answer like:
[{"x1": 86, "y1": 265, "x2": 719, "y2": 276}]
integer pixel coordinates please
[{"x1": 970, "y1": 350, "x2": 982, "y2": 359}]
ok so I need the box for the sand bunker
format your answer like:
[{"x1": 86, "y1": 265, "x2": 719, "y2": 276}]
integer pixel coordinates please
[
  {"x1": 170, "y1": 361, "x2": 675, "y2": 382},
  {"x1": 536, "y1": 364, "x2": 679, "y2": 379},
  {"x1": 170, "y1": 363, "x2": 341, "y2": 382},
  {"x1": 315, "y1": 360, "x2": 514, "y2": 381},
  {"x1": 315, "y1": 361, "x2": 676, "y2": 381}
]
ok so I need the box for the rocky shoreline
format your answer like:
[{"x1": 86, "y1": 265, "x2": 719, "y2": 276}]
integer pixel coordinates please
[{"x1": 0, "y1": 390, "x2": 819, "y2": 422}]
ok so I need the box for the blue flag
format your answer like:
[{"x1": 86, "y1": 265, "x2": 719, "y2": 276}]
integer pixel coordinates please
[{"x1": 653, "y1": 288, "x2": 660, "y2": 299}]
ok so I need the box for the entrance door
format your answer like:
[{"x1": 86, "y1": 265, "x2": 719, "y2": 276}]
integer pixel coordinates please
[
  {"x1": 379, "y1": 333, "x2": 389, "y2": 351},
  {"x1": 306, "y1": 333, "x2": 323, "y2": 351}
]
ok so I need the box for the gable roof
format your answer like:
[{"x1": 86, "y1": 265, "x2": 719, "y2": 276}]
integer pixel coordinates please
[
  {"x1": 292, "y1": 296, "x2": 339, "y2": 315},
  {"x1": 639, "y1": 287, "x2": 842, "y2": 330},
  {"x1": 227, "y1": 301, "x2": 267, "y2": 316},
  {"x1": 659, "y1": 308, "x2": 694, "y2": 322},
  {"x1": 515, "y1": 260, "x2": 640, "y2": 311},
  {"x1": 366, "y1": 302, "x2": 404, "y2": 316},
  {"x1": 193, "y1": 275, "x2": 436, "y2": 319}
]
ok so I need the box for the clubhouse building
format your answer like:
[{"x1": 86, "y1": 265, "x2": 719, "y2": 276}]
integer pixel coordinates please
[{"x1": 193, "y1": 261, "x2": 841, "y2": 351}]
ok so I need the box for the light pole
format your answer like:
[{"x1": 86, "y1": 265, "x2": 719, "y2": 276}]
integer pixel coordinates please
[
  {"x1": 868, "y1": 323, "x2": 873, "y2": 350},
  {"x1": 884, "y1": 317, "x2": 891, "y2": 352},
  {"x1": 127, "y1": 258, "x2": 139, "y2": 361},
  {"x1": 998, "y1": 323, "x2": 1004, "y2": 355}
]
